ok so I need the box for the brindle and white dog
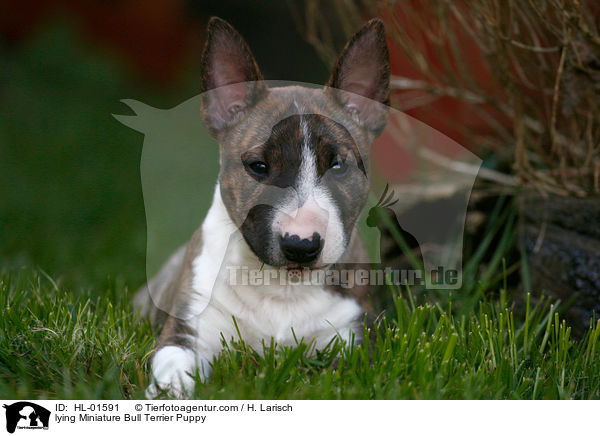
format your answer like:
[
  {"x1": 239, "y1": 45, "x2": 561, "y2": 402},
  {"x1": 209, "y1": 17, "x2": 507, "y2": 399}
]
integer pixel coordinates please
[{"x1": 135, "y1": 16, "x2": 390, "y2": 397}]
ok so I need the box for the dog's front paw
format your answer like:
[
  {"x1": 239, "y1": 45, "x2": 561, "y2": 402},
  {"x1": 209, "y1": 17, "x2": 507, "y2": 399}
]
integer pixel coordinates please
[{"x1": 146, "y1": 346, "x2": 210, "y2": 399}]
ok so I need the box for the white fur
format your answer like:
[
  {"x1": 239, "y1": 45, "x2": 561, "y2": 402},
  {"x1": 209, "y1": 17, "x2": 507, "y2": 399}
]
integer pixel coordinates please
[
  {"x1": 148, "y1": 185, "x2": 361, "y2": 397},
  {"x1": 313, "y1": 186, "x2": 346, "y2": 264},
  {"x1": 298, "y1": 119, "x2": 317, "y2": 200},
  {"x1": 148, "y1": 346, "x2": 209, "y2": 398}
]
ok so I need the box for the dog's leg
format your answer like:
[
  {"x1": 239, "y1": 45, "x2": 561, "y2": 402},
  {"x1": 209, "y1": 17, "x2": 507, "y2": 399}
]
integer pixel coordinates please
[
  {"x1": 145, "y1": 309, "x2": 213, "y2": 398},
  {"x1": 146, "y1": 345, "x2": 211, "y2": 398}
]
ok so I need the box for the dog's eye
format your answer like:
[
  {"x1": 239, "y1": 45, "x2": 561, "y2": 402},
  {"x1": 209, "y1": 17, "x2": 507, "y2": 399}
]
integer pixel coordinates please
[
  {"x1": 247, "y1": 160, "x2": 268, "y2": 176},
  {"x1": 330, "y1": 158, "x2": 348, "y2": 176}
]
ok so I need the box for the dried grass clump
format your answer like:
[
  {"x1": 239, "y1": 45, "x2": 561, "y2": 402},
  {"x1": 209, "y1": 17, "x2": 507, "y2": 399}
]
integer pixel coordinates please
[{"x1": 291, "y1": 0, "x2": 600, "y2": 196}]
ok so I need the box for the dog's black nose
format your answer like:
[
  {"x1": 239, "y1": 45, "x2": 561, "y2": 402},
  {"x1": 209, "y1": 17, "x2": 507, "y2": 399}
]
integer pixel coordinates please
[{"x1": 279, "y1": 232, "x2": 323, "y2": 264}]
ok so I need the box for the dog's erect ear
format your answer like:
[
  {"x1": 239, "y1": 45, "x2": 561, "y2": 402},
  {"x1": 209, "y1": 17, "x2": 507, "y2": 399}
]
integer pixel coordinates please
[
  {"x1": 327, "y1": 19, "x2": 390, "y2": 133},
  {"x1": 201, "y1": 17, "x2": 267, "y2": 135}
]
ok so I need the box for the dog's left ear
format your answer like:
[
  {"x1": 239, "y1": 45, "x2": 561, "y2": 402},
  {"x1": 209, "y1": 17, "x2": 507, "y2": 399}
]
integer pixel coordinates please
[{"x1": 327, "y1": 18, "x2": 390, "y2": 134}]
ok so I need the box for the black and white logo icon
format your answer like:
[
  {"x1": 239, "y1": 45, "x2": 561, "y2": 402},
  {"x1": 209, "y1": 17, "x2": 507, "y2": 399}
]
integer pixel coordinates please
[{"x1": 3, "y1": 402, "x2": 50, "y2": 434}]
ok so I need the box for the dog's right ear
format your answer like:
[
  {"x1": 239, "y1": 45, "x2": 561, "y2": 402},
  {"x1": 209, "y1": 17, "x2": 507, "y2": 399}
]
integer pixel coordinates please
[{"x1": 200, "y1": 17, "x2": 267, "y2": 136}]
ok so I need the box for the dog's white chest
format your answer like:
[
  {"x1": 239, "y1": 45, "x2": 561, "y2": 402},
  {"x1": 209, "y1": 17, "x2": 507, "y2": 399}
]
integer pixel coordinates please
[{"x1": 209, "y1": 280, "x2": 362, "y2": 349}]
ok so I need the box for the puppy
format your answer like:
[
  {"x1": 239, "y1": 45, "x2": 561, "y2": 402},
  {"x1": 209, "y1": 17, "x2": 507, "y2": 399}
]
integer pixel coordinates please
[{"x1": 135, "y1": 16, "x2": 390, "y2": 397}]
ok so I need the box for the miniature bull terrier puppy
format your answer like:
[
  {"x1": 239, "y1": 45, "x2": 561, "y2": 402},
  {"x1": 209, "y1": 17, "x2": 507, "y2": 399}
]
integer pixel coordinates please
[{"x1": 135, "y1": 16, "x2": 390, "y2": 397}]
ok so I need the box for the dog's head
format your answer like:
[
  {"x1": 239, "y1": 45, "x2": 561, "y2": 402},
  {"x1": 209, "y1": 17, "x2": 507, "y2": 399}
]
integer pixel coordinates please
[{"x1": 200, "y1": 17, "x2": 390, "y2": 268}]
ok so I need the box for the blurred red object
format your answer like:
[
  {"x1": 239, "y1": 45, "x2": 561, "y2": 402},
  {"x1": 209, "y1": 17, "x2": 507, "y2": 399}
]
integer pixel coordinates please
[
  {"x1": 383, "y1": 2, "x2": 498, "y2": 148},
  {"x1": 370, "y1": 2, "x2": 511, "y2": 181}
]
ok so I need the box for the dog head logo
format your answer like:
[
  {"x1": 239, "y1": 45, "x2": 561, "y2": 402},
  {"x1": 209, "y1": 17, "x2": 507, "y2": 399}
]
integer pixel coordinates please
[
  {"x1": 3, "y1": 402, "x2": 50, "y2": 433},
  {"x1": 114, "y1": 18, "x2": 480, "y2": 318}
]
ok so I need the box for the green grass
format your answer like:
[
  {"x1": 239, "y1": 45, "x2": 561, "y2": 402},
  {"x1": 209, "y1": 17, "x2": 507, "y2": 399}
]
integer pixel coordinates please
[{"x1": 1, "y1": 268, "x2": 599, "y2": 400}]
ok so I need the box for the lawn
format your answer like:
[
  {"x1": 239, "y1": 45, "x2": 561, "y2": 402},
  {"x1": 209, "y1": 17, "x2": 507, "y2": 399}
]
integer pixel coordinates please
[
  {"x1": 1, "y1": 21, "x2": 599, "y2": 401},
  {"x1": 2, "y1": 268, "x2": 600, "y2": 399}
]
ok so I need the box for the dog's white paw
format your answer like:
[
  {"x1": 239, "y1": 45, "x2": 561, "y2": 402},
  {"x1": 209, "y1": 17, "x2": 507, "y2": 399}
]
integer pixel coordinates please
[{"x1": 146, "y1": 346, "x2": 210, "y2": 399}]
